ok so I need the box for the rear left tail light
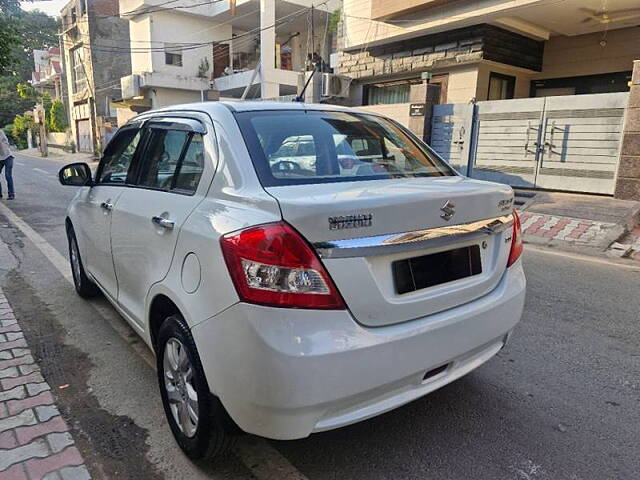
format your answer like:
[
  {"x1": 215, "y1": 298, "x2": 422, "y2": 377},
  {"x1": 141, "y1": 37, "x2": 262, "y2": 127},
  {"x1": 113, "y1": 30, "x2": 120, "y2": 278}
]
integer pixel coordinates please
[
  {"x1": 220, "y1": 222, "x2": 345, "y2": 310},
  {"x1": 507, "y1": 210, "x2": 524, "y2": 268}
]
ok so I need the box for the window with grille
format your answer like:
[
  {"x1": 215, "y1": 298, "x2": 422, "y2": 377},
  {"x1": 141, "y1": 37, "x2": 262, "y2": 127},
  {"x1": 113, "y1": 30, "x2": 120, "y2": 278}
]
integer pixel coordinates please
[
  {"x1": 71, "y1": 47, "x2": 86, "y2": 93},
  {"x1": 165, "y1": 44, "x2": 183, "y2": 67}
]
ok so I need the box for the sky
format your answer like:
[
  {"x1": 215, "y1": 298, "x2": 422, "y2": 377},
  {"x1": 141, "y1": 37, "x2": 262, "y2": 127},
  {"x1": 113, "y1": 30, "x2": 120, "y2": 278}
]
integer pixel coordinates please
[{"x1": 20, "y1": 0, "x2": 68, "y2": 17}]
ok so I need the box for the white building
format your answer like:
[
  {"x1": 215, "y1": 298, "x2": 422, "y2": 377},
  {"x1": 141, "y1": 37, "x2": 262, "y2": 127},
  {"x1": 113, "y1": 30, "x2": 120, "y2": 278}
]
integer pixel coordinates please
[
  {"x1": 31, "y1": 47, "x2": 64, "y2": 101},
  {"x1": 117, "y1": 0, "x2": 332, "y2": 123}
]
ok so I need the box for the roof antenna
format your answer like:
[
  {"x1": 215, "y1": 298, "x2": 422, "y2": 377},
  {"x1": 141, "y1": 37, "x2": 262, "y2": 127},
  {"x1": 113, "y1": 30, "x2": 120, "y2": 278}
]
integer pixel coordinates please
[
  {"x1": 296, "y1": 5, "x2": 317, "y2": 102},
  {"x1": 295, "y1": 66, "x2": 317, "y2": 102}
]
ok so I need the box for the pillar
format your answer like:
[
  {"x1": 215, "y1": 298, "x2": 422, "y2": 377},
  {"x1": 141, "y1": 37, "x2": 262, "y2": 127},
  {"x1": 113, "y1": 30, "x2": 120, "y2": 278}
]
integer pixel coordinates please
[
  {"x1": 260, "y1": 0, "x2": 279, "y2": 99},
  {"x1": 408, "y1": 82, "x2": 441, "y2": 143},
  {"x1": 615, "y1": 60, "x2": 640, "y2": 200}
]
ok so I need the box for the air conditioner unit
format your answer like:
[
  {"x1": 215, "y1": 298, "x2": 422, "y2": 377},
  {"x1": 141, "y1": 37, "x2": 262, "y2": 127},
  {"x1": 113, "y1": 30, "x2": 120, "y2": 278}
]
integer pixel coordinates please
[
  {"x1": 321, "y1": 73, "x2": 351, "y2": 98},
  {"x1": 121, "y1": 74, "x2": 141, "y2": 100}
]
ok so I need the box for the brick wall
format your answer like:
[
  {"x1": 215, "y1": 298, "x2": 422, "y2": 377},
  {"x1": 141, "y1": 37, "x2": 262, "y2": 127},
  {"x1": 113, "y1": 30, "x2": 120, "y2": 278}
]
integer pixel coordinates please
[
  {"x1": 615, "y1": 60, "x2": 640, "y2": 200},
  {"x1": 336, "y1": 24, "x2": 543, "y2": 82}
]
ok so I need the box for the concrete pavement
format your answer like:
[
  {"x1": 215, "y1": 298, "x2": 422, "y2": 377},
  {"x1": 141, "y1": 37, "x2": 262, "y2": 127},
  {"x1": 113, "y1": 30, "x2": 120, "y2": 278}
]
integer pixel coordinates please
[{"x1": 0, "y1": 152, "x2": 638, "y2": 479}]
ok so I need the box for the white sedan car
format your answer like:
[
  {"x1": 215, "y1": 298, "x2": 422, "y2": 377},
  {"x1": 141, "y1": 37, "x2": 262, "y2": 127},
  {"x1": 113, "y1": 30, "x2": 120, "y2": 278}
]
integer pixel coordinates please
[{"x1": 59, "y1": 102, "x2": 526, "y2": 460}]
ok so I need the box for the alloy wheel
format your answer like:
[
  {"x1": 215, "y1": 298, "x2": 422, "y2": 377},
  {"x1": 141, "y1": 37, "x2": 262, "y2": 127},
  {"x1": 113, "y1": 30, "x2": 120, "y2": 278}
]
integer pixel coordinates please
[
  {"x1": 163, "y1": 337, "x2": 199, "y2": 438},
  {"x1": 70, "y1": 237, "x2": 82, "y2": 285}
]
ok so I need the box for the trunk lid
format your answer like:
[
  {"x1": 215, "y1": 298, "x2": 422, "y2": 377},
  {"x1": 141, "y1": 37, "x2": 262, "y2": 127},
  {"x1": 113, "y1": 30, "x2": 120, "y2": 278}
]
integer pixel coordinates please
[{"x1": 266, "y1": 176, "x2": 515, "y2": 327}]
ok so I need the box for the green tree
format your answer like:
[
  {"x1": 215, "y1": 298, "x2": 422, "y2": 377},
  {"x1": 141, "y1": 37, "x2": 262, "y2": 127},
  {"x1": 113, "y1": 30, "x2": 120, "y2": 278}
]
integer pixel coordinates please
[
  {"x1": 0, "y1": 0, "x2": 21, "y2": 72},
  {"x1": 328, "y1": 8, "x2": 341, "y2": 33},
  {"x1": 0, "y1": 7, "x2": 59, "y2": 129},
  {"x1": 16, "y1": 83, "x2": 61, "y2": 131},
  {"x1": 2, "y1": 9, "x2": 59, "y2": 79},
  {"x1": 16, "y1": 81, "x2": 39, "y2": 100},
  {"x1": 11, "y1": 112, "x2": 35, "y2": 149},
  {"x1": 0, "y1": 76, "x2": 35, "y2": 127},
  {"x1": 48, "y1": 99, "x2": 68, "y2": 132}
]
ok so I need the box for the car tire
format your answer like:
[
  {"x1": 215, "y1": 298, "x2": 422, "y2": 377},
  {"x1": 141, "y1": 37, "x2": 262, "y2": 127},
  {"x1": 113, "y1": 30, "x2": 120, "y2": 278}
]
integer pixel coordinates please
[
  {"x1": 67, "y1": 225, "x2": 100, "y2": 298},
  {"x1": 156, "y1": 314, "x2": 237, "y2": 460}
]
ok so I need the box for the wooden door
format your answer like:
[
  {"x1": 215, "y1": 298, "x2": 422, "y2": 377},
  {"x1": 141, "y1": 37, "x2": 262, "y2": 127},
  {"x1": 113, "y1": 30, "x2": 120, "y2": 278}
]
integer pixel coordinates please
[{"x1": 213, "y1": 43, "x2": 230, "y2": 79}]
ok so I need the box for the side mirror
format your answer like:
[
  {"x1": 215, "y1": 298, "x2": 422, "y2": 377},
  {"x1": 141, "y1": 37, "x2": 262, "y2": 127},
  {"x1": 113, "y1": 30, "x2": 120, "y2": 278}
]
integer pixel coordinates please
[{"x1": 59, "y1": 162, "x2": 93, "y2": 187}]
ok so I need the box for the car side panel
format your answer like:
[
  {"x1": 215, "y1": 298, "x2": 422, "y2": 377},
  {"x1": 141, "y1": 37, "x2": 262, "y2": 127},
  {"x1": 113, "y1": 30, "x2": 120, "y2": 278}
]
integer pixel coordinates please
[
  {"x1": 144, "y1": 117, "x2": 283, "y2": 338},
  {"x1": 67, "y1": 185, "x2": 124, "y2": 301},
  {"x1": 110, "y1": 114, "x2": 217, "y2": 330}
]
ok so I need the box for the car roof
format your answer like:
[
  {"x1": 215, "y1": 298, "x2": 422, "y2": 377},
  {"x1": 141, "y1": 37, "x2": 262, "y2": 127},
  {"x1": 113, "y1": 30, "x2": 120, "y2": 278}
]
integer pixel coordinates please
[{"x1": 140, "y1": 101, "x2": 375, "y2": 116}]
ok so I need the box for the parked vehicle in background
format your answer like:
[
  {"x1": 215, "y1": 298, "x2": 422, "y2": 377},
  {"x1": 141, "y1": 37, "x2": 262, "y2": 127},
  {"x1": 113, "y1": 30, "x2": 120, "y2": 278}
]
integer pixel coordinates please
[{"x1": 59, "y1": 102, "x2": 526, "y2": 460}]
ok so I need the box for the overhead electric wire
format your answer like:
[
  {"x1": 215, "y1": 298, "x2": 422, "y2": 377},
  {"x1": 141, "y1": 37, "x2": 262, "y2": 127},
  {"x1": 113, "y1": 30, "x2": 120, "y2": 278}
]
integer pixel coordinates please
[
  {"x1": 61, "y1": 7, "x2": 297, "y2": 93},
  {"x1": 63, "y1": 32, "x2": 261, "y2": 93},
  {"x1": 71, "y1": 3, "x2": 321, "y2": 54},
  {"x1": 59, "y1": 1, "x2": 331, "y2": 94},
  {"x1": 61, "y1": 0, "x2": 226, "y2": 23}
]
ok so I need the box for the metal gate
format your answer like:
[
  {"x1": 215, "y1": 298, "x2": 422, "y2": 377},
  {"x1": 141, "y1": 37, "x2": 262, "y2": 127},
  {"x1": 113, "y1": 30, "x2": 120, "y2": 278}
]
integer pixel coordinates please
[
  {"x1": 76, "y1": 120, "x2": 92, "y2": 153},
  {"x1": 431, "y1": 92, "x2": 628, "y2": 194},
  {"x1": 430, "y1": 103, "x2": 474, "y2": 176}
]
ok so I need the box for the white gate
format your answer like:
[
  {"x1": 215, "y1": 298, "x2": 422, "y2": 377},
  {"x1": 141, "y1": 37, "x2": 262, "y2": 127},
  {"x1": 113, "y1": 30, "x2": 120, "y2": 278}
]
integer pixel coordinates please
[
  {"x1": 76, "y1": 120, "x2": 92, "y2": 153},
  {"x1": 431, "y1": 92, "x2": 628, "y2": 195},
  {"x1": 431, "y1": 103, "x2": 474, "y2": 176}
]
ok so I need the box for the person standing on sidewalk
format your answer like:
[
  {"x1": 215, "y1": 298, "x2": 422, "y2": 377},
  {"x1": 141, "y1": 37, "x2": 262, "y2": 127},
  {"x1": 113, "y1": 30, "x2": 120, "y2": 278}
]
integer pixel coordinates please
[{"x1": 0, "y1": 129, "x2": 15, "y2": 200}]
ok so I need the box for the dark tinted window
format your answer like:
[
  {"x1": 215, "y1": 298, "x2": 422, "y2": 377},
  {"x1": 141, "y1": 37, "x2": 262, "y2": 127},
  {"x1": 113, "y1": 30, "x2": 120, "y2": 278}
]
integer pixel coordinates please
[
  {"x1": 174, "y1": 133, "x2": 205, "y2": 193},
  {"x1": 137, "y1": 129, "x2": 204, "y2": 194},
  {"x1": 97, "y1": 128, "x2": 141, "y2": 184},
  {"x1": 139, "y1": 129, "x2": 189, "y2": 190},
  {"x1": 236, "y1": 110, "x2": 454, "y2": 187}
]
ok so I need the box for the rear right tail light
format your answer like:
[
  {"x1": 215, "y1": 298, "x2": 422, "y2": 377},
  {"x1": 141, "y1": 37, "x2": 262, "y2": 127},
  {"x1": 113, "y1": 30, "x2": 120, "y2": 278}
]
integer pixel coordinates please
[
  {"x1": 507, "y1": 210, "x2": 523, "y2": 268},
  {"x1": 220, "y1": 222, "x2": 345, "y2": 310}
]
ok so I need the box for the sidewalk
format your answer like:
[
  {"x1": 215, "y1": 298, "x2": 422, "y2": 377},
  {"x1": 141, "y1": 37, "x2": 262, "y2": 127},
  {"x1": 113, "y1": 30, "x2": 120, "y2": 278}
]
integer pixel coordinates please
[
  {"x1": 517, "y1": 190, "x2": 640, "y2": 256},
  {"x1": 16, "y1": 149, "x2": 96, "y2": 164},
  {"x1": 0, "y1": 288, "x2": 91, "y2": 480}
]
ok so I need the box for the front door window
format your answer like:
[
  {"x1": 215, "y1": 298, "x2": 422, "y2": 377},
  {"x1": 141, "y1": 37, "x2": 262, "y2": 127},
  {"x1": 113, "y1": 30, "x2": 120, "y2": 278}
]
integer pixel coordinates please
[{"x1": 97, "y1": 128, "x2": 142, "y2": 184}]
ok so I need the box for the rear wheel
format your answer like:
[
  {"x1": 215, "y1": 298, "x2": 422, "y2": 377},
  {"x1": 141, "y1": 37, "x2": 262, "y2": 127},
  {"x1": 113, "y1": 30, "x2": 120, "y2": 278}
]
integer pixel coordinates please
[
  {"x1": 157, "y1": 314, "x2": 236, "y2": 460},
  {"x1": 67, "y1": 225, "x2": 99, "y2": 298}
]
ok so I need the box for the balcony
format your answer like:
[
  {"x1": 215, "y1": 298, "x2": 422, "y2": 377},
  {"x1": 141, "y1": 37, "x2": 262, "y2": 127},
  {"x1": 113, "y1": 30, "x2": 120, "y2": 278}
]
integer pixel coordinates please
[
  {"x1": 121, "y1": 72, "x2": 210, "y2": 99},
  {"x1": 209, "y1": 0, "x2": 330, "y2": 98}
]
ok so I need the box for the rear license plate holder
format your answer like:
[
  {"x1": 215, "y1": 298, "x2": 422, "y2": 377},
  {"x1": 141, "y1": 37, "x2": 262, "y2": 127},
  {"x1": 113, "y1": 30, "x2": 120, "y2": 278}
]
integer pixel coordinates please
[{"x1": 392, "y1": 245, "x2": 482, "y2": 294}]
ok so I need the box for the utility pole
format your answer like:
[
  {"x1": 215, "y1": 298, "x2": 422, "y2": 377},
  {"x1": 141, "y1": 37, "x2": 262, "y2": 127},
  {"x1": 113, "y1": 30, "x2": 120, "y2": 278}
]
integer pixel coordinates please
[
  {"x1": 311, "y1": 5, "x2": 315, "y2": 58},
  {"x1": 35, "y1": 104, "x2": 48, "y2": 157}
]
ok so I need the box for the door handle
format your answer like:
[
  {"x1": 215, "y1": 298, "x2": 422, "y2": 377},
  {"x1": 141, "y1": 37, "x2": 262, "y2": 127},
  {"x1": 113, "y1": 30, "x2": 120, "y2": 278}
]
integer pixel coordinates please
[
  {"x1": 152, "y1": 216, "x2": 175, "y2": 230},
  {"x1": 544, "y1": 141, "x2": 554, "y2": 154},
  {"x1": 100, "y1": 202, "x2": 113, "y2": 211}
]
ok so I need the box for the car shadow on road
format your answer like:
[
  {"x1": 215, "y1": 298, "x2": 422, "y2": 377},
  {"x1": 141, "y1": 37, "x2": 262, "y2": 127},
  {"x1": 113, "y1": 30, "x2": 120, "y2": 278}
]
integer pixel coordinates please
[{"x1": 269, "y1": 358, "x2": 564, "y2": 480}]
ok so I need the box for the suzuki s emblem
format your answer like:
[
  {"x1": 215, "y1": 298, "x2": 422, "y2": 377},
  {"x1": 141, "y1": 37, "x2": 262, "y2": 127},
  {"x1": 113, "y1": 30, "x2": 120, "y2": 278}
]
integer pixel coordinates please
[{"x1": 440, "y1": 200, "x2": 456, "y2": 221}]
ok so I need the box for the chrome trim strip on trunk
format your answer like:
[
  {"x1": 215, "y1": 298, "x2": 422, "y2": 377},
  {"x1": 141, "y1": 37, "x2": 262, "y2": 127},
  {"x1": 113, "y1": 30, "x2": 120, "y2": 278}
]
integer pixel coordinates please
[{"x1": 313, "y1": 214, "x2": 514, "y2": 259}]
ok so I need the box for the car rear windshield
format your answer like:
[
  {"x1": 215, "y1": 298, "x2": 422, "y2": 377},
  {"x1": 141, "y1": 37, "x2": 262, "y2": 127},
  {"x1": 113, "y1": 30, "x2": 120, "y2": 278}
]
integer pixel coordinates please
[{"x1": 235, "y1": 110, "x2": 455, "y2": 186}]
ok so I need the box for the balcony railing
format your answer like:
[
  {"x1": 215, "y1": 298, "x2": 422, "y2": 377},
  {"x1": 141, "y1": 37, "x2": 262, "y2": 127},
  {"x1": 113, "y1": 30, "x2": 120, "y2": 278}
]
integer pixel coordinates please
[{"x1": 213, "y1": 48, "x2": 297, "y2": 79}]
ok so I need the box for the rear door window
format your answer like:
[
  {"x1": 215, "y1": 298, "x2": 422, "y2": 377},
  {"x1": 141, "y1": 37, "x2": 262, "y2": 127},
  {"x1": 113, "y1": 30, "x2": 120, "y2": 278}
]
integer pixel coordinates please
[
  {"x1": 138, "y1": 129, "x2": 189, "y2": 190},
  {"x1": 236, "y1": 110, "x2": 454, "y2": 186},
  {"x1": 136, "y1": 127, "x2": 205, "y2": 195},
  {"x1": 173, "y1": 133, "x2": 205, "y2": 194}
]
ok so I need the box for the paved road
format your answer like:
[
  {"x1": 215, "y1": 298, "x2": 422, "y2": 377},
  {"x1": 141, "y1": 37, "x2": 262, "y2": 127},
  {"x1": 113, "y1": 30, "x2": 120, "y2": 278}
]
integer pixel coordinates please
[{"x1": 1, "y1": 152, "x2": 639, "y2": 479}]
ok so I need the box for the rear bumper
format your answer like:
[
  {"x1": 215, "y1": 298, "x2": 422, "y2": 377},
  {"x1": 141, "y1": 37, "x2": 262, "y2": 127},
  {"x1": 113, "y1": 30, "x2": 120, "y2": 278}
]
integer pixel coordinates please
[{"x1": 191, "y1": 261, "x2": 526, "y2": 440}]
